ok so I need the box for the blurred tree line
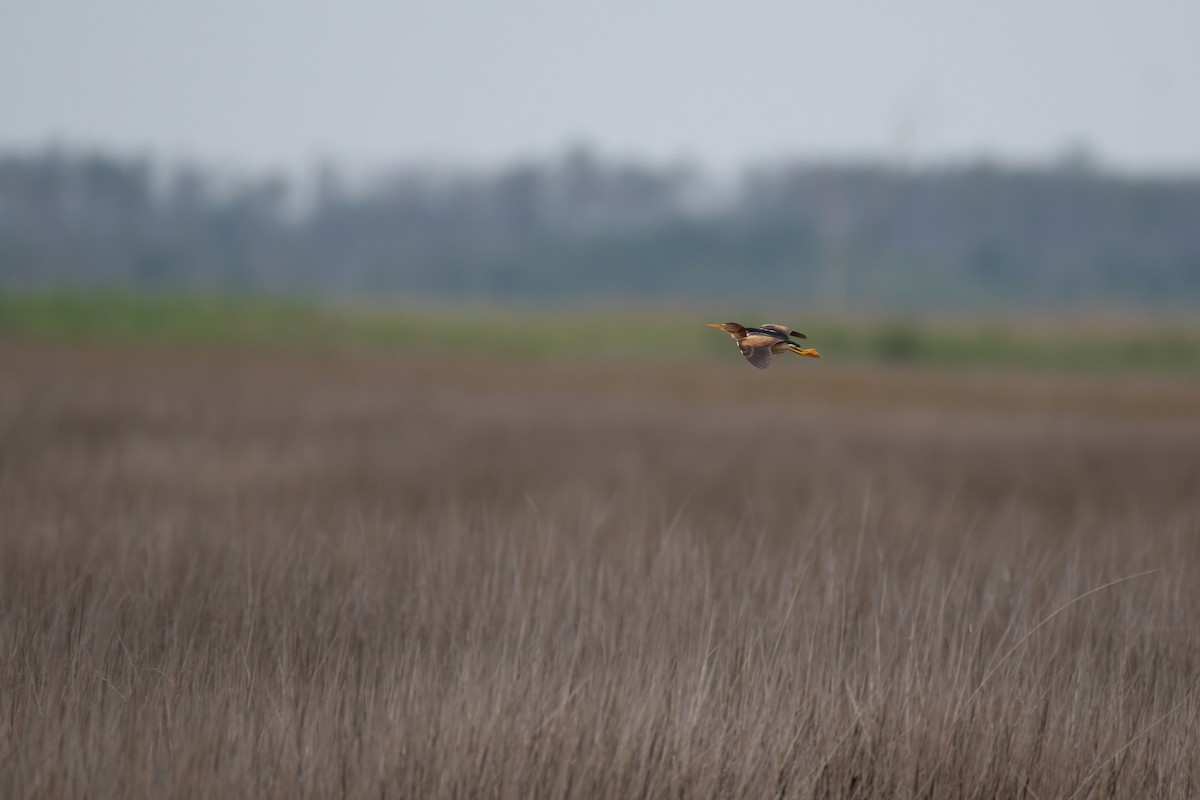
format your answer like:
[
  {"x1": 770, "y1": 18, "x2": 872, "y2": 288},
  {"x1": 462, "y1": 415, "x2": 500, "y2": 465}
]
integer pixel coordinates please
[{"x1": 2, "y1": 145, "x2": 1198, "y2": 311}]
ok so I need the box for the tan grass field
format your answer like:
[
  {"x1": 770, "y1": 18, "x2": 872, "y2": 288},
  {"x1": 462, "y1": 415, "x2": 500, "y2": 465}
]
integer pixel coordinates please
[{"x1": 3, "y1": 342, "x2": 1200, "y2": 798}]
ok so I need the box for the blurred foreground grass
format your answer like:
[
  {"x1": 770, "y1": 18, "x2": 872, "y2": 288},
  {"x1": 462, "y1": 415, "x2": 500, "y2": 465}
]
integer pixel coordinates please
[{"x1": 3, "y1": 291, "x2": 1199, "y2": 374}]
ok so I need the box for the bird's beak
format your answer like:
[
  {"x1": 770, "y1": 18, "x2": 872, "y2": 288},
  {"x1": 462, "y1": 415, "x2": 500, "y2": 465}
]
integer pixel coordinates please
[{"x1": 704, "y1": 323, "x2": 725, "y2": 329}]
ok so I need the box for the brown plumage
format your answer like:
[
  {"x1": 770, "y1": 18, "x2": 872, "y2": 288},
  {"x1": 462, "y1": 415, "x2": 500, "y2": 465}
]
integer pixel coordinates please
[
  {"x1": 705, "y1": 322, "x2": 821, "y2": 369},
  {"x1": 757, "y1": 323, "x2": 806, "y2": 340}
]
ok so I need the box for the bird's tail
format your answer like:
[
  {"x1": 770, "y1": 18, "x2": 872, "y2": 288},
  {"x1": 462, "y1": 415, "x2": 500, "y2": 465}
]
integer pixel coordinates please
[{"x1": 784, "y1": 343, "x2": 821, "y2": 359}]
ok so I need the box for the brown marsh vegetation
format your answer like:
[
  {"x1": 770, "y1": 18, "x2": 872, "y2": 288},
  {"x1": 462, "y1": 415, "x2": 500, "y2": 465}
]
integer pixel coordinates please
[{"x1": 3, "y1": 342, "x2": 1200, "y2": 798}]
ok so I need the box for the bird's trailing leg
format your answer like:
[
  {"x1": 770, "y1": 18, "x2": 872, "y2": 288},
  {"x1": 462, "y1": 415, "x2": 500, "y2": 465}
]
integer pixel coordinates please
[{"x1": 783, "y1": 344, "x2": 820, "y2": 359}]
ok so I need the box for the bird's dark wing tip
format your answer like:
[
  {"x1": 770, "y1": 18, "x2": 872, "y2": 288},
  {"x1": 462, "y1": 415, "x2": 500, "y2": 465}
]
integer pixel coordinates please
[{"x1": 739, "y1": 344, "x2": 773, "y2": 369}]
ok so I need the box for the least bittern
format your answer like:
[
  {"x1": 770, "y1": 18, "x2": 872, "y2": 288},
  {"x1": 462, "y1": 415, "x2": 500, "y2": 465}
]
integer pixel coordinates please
[{"x1": 705, "y1": 322, "x2": 821, "y2": 369}]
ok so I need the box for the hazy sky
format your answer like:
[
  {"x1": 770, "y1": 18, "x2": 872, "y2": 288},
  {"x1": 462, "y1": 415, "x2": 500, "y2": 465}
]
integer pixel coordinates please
[{"x1": 4, "y1": 0, "x2": 1198, "y2": 173}]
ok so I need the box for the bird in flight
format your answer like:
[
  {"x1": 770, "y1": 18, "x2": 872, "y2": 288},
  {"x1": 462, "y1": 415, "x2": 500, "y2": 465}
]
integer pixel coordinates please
[{"x1": 705, "y1": 322, "x2": 821, "y2": 369}]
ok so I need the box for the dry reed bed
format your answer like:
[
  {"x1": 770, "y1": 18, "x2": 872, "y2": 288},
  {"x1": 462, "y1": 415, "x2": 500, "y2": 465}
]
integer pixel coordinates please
[{"x1": 2, "y1": 344, "x2": 1200, "y2": 798}]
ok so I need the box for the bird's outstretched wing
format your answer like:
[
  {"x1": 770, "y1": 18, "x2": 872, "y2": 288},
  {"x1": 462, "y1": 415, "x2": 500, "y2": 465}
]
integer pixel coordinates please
[
  {"x1": 738, "y1": 333, "x2": 779, "y2": 369},
  {"x1": 739, "y1": 345, "x2": 773, "y2": 369},
  {"x1": 759, "y1": 323, "x2": 806, "y2": 340}
]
